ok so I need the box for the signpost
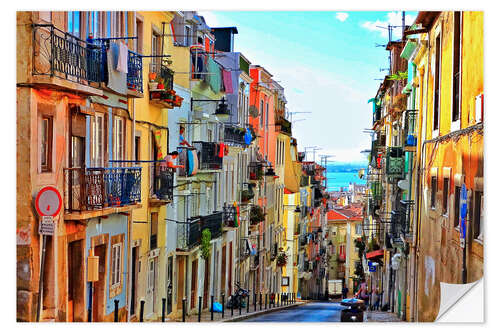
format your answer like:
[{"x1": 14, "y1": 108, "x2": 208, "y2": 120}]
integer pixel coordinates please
[
  {"x1": 459, "y1": 184, "x2": 467, "y2": 283},
  {"x1": 34, "y1": 186, "x2": 62, "y2": 322}
]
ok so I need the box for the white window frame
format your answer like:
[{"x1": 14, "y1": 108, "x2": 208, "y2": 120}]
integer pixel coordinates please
[
  {"x1": 111, "y1": 242, "x2": 122, "y2": 287},
  {"x1": 432, "y1": 26, "x2": 442, "y2": 139},
  {"x1": 114, "y1": 116, "x2": 125, "y2": 164},
  {"x1": 450, "y1": 12, "x2": 462, "y2": 132}
]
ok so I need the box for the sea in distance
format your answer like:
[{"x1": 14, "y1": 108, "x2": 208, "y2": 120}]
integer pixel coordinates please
[{"x1": 325, "y1": 162, "x2": 366, "y2": 192}]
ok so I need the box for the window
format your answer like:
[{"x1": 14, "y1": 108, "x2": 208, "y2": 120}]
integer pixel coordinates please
[
  {"x1": 67, "y1": 11, "x2": 81, "y2": 38},
  {"x1": 452, "y1": 12, "x2": 462, "y2": 124},
  {"x1": 135, "y1": 16, "x2": 143, "y2": 53},
  {"x1": 260, "y1": 100, "x2": 264, "y2": 127},
  {"x1": 114, "y1": 116, "x2": 125, "y2": 163},
  {"x1": 150, "y1": 212, "x2": 158, "y2": 250},
  {"x1": 40, "y1": 116, "x2": 53, "y2": 172},
  {"x1": 433, "y1": 34, "x2": 442, "y2": 131},
  {"x1": 91, "y1": 113, "x2": 104, "y2": 167},
  {"x1": 431, "y1": 176, "x2": 437, "y2": 209},
  {"x1": 266, "y1": 102, "x2": 269, "y2": 129},
  {"x1": 152, "y1": 30, "x2": 161, "y2": 71},
  {"x1": 443, "y1": 178, "x2": 450, "y2": 215},
  {"x1": 454, "y1": 185, "x2": 461, "y2": 228},
  {"x1": 134, "y1": 136, "x2": 140, "y2": 161},
  {"x1": 355, "y1": 224, "x2": 363, "y2": 235},
  {"x1": 185, "y1": 26, "x2": 191, "y2": 47},
  {"x1": 473, "y1": 191, "x2": 483, "y2": 240},
  {"x1": 111, "y1": 243, "x2": 122, "y2": 287}
]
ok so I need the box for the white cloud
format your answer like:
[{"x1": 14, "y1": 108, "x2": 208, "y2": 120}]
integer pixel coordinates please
[
  {"x1": 336, "y1": 12, "x2": 349, "y2": 22},
  {"x1": 361, "y1": 11, "x2": 416, "y2": 40},
  {"x1": 198, "y1": 11, "x2": 220, "y2": 27}
]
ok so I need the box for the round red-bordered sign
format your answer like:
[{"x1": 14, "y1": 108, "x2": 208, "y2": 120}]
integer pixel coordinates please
[{"x1": 35, "y1": 186, "x2": 62, "y2": 217}]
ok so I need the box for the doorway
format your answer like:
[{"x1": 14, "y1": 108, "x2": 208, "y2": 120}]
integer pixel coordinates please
[
  {"x1": 68, "y1": 240, "x2": 84, "y2": 321},
  {"x1": 177, "y1": 257, "x2": 185, "y2": 310},
  {"x1": 190, "y1": 259, "x2": 198, "y2": 309},
  {"x1": 203, "y1": 258, "x2": 210, "y2": 309},
  {"x1": 166, "y1": 256, "x2": 173, "y2": 314},
  {"x1": 92, "y1": 244, "x2": 107, "y2": 322},
  {"x1": 221, "y1": 245, "x2": 226, "y2": 298},
  {"x1": 146, "y1": 257, "x2": 158, "y2": 315},
  {"x1": 130, "y1": 246, "x2": 138, "y2": 317}
]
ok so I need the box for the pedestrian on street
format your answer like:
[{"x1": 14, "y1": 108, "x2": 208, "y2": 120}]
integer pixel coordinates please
[
  {"x1": 372, "y1": 288, "x2": 381, "y2": 310},
  {"x1": 342, "y1": 286, "x2": 348, "y2": 299}
]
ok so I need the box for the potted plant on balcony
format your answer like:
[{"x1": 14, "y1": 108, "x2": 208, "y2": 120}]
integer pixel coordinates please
[
  {"x1": 276, "y1": 253, "x2": 288, "y2": 267},
  {"x1": 149, "y1": 71, "x2": 157, "y2": 82},
  {"x1": 156, "y1": 77, "x2": 165, "y2": 90},
  {"x1": 249, "y1": 205, "x2": 265, "y2": 225}
]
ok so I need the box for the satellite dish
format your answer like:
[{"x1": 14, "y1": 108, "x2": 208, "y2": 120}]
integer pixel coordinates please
[{"x1": 398, "y1": 179, "x2": 409, "y2": 190}]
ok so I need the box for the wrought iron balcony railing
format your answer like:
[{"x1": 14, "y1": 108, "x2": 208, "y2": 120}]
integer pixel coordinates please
[
  {"x1": 64, "y1": 166, "x2": 141, "y2": 212},
  {"x1": 224, "y1": 125, "x2": 247, "y2": 146},
  {"x1": 223, "y1": 204, "x2": 238, "y2": 228},
  {"x1": 127, "y1": 50, "x2": 143, "y2": 93},
  {"x1": 403, "y1": 110, "x2": 418, "y2": 147},
  {"x1": 248, "y1": 162, "x2": 264, "y2": 181},
  {"x1": 149, "y1": 164, "x2": 174, "y2": 202},
  {"x1": 32, "y1": 24, "x2": 103, "y2": 85},
  {"x1": 386, "y1": 147, "x2": 405, "y2": 178},
  {"x1": 201, "y1": 211, "x2": 224, "y2": 239},
  {"x1": 275, "y1": 116, "x2": 292, "y2": 136},
  {"x1": 177, "y1": 217, "x2": 202, "y2": 251},
  {"x1": 192, "y1": 141, "x2": 223, "y2": 170}
]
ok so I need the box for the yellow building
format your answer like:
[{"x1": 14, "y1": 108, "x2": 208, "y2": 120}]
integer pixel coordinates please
[
  {"x1": 128, "y1": 11, "x2": 177, "y2": 321},
  {"x1": 408, "y1": 11, "x2": 484, "y2": 322}
]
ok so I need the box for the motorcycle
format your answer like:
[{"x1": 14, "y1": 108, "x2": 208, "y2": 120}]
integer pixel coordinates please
[{"x1": 226, "y1": 283, "x2": 250, "y2": 309}]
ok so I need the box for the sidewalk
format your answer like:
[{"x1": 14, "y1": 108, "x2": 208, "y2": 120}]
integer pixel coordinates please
[
  {"x1": 365, "y1": 310, "x2": 402, "y2": 322},
  {"x1": 173, "y1": 301, "x2": 305, "y2": 322}
]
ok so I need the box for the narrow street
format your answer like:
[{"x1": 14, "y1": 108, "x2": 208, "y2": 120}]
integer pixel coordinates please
[{"x1": 243, "y1": 302, "x2": 343, "y2": 322}]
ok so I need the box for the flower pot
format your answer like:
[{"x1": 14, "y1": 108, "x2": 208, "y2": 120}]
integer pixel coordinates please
[
  {"x1": 148, "y1": 82, "x2": 159, "y2": 90},
  {"x1": 149, "y1": 72, "x2": 157, "y2": 81}
]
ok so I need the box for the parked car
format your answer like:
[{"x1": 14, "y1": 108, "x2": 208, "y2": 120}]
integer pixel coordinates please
[{"x1": 340, "y1": 298, "x2": 366, "y2": 322}]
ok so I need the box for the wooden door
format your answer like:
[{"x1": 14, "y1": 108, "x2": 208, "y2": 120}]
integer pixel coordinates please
[
  {"x1": 203, "y1": 259, "x2": 210, "y2": 308},
  {"x1": 92, "y1": 244, "x2": 106, "y2": 322},
  {"x1": 228, "y1": 242, "x2": 233, "y2": 296},
  {"x1": 177, "y1": 257, "x2": 185, "y2": 310},
  {"x1": 130, "y1": 247, "x2": 138, "y2": 316},
  {"x1": 67, "y1": 240, "x2": 84, "y2": 322},
  {"x1": 167, "y1": 256, "x2": 173, "y2": 314},
  {"x1": 190, "y1": 259, "x2": 198, "y2": 309},
  {"x1": 221, "y1": 245, "x2": 226, "y2": 297}
]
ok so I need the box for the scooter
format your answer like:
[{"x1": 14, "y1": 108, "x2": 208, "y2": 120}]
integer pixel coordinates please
[
  {"x1": 340, "y1": 298, "x2": 366, "y2": 322},
  {"x1": 226, "y1": 283, "x2": 250, "y2": 309}
]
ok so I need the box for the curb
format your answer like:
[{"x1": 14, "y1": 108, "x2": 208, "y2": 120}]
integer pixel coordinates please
[{"x1": 221, "y1": 302, "x2": 306, "y2": 322}]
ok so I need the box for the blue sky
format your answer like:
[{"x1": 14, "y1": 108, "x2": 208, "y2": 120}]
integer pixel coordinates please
[{"x1": 199, "y1": 11, "x2": 417, "y2": 162}]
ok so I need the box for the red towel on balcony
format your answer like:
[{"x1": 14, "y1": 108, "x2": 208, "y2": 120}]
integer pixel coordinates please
[
  {"x1": 218, "y1": 142, "x2": 225, "y2": 158},
  {"x1": 222, "y1": 70, "x2": 233, "y2": 94}
]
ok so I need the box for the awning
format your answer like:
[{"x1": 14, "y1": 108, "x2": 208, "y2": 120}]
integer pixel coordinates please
[{"x1": 366, "y1": 249, "x2": 384, "y2": 260}]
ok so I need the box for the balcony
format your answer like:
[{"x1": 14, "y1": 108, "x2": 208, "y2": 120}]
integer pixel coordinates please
[
  {"x1": 403, "y1": 110, "x2": 418, "y2": 151},
  {"x1": 200, "y1": 211, "x2": 223, "y2": 239},
  {"x1": 224, "y1": 125, "x2": 247, "y2": 146},
  {"x1": 370, "y1": 181, "x2": 383, "y2": 203},
  {"x1": 248, "y1": 162, "x2": 264, "y2": 181},
  {"x1": 223, "y1": 204, "x2": 238, "y2": 228},
  {"x1": 240, "y1": 184, "x2": 255, "y2": 203},
  {"x1": 31, "y1": 24, "x2": 103, "y2": 95},
  {"x1": 275, "y1": 116, "x2": 292, "y2": 136},
  {"x1": 192, "y1": 141, "x2": 223, "y2": 170},
  {"x1": 373, "y1": 104, "x2": 382, "y2": 125},
  {"x1": 176, "y1": 147, "x2": 197, "y2": 177},
  {"x1": 148, "y1": 63, "x2": 175, "y2": 108},
  {"x1": 249, "y1": 205, "x2": 266, "y2": 225},
  {"x1": 127, "y1": 50, "x2": 143, "y2": 96},
  {"x1": 149, "y1": 164, "x2": 174, "y2": 205},
  {"x1": 386, "y1": 147, "x2": 405, "y2": 178},
  {"x1": 63, "y1": 166, "x2": 141, "y2": 216},
  {"x1": 177, "y1": 217, "x2": 201, "y2": 251}
]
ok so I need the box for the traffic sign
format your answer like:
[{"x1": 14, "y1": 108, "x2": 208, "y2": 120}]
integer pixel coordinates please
[
  {"x1": 35, "y1": 186, "x2": 62, "y2": 217},
  {"x1": 459, "y1": 184, "x2": 467, "y2": 248},
  {"x1": 38, "y1": 216, "x2": 55, "y2": 236}
]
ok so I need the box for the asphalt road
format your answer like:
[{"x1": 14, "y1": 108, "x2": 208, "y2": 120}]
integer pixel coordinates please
[{"x1": 243, "y1": 301, "x2": 344, "y2": 322}]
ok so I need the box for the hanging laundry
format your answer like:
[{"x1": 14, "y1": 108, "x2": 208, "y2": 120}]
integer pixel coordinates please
[
  {"x1": 116, "y1": 42, "x2": 128, "y2": 73},
  {"x1": 218, "y1": 142, "x2": 225, "y2": 158},
  {"x1": 223, "y1": 69, "x2": 233, "y2": 94}
]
